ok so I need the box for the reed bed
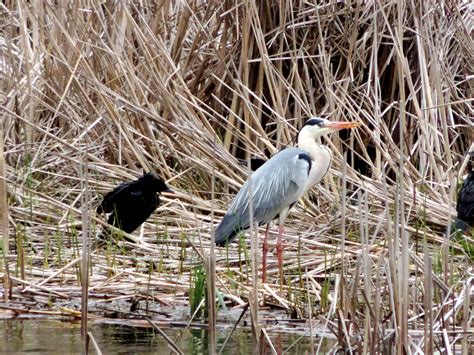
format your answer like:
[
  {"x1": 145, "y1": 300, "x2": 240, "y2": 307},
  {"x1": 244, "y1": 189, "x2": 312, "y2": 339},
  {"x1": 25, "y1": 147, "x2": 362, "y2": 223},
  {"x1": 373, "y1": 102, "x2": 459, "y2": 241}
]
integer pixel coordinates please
[{"x1": 1, "y1": 0, "x2": 473, "y2": 353}]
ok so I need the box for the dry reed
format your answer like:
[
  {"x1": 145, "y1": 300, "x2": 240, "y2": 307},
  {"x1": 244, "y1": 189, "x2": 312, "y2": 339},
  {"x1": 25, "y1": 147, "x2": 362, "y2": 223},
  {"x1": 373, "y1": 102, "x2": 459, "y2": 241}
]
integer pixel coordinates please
[{"x1": 1, "y1": 0, "x2": 472, "y2": 353}]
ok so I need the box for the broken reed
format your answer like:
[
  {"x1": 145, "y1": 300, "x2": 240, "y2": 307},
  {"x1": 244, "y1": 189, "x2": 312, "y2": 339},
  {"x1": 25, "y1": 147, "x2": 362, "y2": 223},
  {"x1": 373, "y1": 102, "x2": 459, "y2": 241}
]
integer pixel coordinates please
[{"x1": 1, "y1": 1, "x2": 472, "y2": 353}]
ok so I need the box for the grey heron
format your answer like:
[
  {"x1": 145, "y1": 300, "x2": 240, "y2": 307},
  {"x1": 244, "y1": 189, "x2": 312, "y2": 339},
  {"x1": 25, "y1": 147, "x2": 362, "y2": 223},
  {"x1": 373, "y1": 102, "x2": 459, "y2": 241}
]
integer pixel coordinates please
[
  {"x1": 97, "y1": 173, "x2": 172, "y2": 244},
  {"x1": 215, "y1": 118, "x2": 361, "y2": 282}
]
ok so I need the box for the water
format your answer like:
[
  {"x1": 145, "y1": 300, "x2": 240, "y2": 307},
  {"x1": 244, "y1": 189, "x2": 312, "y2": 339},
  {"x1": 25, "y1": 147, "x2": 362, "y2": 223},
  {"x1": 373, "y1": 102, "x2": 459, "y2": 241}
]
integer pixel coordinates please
[{"x1": 1, "y1": 319, "x2": 336, "y2": 354}]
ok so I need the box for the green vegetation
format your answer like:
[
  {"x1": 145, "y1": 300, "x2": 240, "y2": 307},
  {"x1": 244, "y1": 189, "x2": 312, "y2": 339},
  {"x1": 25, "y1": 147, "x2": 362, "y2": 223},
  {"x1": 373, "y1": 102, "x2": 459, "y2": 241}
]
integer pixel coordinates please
[{"x1": 189, "y1": 265, "x2": 207, "y2": 319}]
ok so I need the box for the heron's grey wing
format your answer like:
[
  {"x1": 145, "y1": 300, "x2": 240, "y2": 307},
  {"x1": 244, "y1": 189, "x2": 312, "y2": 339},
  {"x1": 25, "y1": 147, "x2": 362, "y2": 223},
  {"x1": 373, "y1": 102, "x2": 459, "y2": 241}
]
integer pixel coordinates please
[
  {"x1": 215, "y1": 148, "x2": 310, "y2": 245},
  {"x1": 239, "y1": 149, "x2": 311, "y2": 222}
]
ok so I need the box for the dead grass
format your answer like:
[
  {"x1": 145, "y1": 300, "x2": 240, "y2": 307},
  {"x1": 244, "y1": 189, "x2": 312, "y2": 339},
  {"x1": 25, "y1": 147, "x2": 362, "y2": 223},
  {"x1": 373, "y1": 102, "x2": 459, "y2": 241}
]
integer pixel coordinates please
[{"x1": 1, "y1": 0, "x2": 473, "y2": 353}]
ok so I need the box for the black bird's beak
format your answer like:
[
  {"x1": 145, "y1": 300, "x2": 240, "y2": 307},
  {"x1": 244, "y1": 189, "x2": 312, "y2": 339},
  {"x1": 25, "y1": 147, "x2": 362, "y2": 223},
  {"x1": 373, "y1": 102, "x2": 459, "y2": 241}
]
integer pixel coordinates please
[{"x1": 163, "y1": 185, "x2": 173, "y2": 193}]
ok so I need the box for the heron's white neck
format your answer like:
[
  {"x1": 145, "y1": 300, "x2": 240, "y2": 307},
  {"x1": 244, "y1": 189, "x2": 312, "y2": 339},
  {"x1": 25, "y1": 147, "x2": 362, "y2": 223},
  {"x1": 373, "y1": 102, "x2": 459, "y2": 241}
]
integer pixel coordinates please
[
  {"x1": 297, "y1": 129, "x2": 332, "y2": 189},
  {"x1": 297, "y1": 129, "x2": 324, "y2": 160}
]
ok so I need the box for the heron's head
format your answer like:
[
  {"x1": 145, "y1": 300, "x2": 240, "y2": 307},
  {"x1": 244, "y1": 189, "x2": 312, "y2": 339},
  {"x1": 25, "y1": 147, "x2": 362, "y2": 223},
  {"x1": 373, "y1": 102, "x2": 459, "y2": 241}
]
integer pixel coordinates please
[
  {"x1": 141, "y1": 173, "x2": 173, "y2": 193},
  {"x1": 299, "y1": 117, "x2": 361, "y2": 139}
]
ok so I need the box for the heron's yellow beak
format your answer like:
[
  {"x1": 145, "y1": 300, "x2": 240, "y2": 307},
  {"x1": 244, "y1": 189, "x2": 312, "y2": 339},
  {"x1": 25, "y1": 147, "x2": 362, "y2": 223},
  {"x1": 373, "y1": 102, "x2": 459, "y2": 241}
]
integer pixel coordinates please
[{"x1": 326, "y1": 121, "x2": 362, "y2": 130}]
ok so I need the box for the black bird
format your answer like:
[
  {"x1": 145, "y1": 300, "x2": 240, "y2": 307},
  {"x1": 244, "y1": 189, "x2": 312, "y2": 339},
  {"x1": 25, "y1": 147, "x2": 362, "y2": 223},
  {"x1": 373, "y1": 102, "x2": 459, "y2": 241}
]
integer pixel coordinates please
[
  {"x1": 250, "y1": 158, "x2": 266, "y2": 171},
  {"x1": 97, "y1": 173, "x2": 171, "y2": 243},
  {"x1": 455, "y1": 170, "x2": 474, "y2": 233},
  {"x1": 238, "y1": 158, "x2": 267, "y2": 172}
]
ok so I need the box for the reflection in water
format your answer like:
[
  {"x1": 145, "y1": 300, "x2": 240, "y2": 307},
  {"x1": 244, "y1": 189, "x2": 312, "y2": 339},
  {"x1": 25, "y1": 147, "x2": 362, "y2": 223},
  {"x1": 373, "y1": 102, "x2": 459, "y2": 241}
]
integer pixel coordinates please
[
  {"x1": 2, "y1": 319, "x2": 83, "y2": 353},
  {"x1": 189, "y1": 328, "x2": 208, "y2": 354},
  {"x1": 1, "y1": 319, "x2": 335, "y2": 353}
]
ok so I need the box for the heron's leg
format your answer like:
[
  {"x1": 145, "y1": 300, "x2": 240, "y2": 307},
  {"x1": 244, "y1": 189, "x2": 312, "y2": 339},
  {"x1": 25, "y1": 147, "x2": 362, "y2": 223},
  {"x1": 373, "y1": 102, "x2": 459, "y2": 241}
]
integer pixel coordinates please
[
  {"x1": 262, "y1": 224, "x2": 270, "y2": 283},
  {"x1": 276, "y1": 224, "x2": 285, "y2": 284}
]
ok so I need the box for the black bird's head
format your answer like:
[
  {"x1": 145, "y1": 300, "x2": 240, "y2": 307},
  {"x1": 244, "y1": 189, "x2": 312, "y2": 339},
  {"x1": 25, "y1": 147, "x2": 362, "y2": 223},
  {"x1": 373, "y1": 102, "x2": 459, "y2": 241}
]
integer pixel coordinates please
[{"x1": 141, "y1": 173, "x2": 172, "y2": 193}]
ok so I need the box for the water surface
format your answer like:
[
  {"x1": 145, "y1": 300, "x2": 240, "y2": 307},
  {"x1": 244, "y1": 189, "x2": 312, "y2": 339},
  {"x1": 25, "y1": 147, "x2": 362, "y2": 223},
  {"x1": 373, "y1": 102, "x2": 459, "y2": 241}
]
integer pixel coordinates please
[{"x1": 1, "y1": 318, "x2": 336, "y2": 353}]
